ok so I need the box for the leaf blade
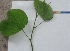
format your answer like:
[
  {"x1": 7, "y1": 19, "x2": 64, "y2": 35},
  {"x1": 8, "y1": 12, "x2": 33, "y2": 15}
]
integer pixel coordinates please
[
  {"x1": 0, "y1": 9, "x2": 28, "y2": 36},
  {"x1": 34, "y1": 0, "x2": 54, "y2": 20}
]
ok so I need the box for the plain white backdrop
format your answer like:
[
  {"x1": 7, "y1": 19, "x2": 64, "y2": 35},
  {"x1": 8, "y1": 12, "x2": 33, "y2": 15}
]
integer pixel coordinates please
[{"x1": 8, "y1": 0, "x2": 70, "y2": 51}]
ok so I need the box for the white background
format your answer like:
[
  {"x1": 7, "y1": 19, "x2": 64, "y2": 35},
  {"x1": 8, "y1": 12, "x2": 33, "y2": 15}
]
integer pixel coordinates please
[{"x1": 8, "y1": 0, "x2": 70, "y2": 51}]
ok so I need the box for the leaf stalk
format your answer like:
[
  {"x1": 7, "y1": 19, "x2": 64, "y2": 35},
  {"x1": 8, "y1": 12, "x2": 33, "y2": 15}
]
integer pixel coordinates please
[{"x1": 22, "y1": 12, "x2": 44, "y2": 51}]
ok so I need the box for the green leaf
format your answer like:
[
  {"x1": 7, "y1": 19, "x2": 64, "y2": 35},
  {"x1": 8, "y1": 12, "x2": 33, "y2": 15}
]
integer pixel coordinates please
[
  {"x1": 0, "y1": 9, "x2": 28, "y2": 36},
  {"x1": 34, "y1": 0, "x2": 54, "y2": 20}
]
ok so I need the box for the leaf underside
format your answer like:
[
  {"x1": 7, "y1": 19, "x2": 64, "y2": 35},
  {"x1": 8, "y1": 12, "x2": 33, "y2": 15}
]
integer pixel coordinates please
[
  {"x1": 34, "y1": 0, "x2": 54, "y2": 21},
  {"x1": 0, "y1": 9, "x2": 28, "y2": 36}
]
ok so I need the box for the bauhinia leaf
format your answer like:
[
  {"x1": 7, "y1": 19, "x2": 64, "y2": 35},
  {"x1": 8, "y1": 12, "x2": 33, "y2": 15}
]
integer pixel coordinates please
[
  {"x1": 0, "y1": 9, "x2": 28, "y2": 36},
  {"x1": 34, "y1": 0, "x2": 54, "y2": 20}
]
